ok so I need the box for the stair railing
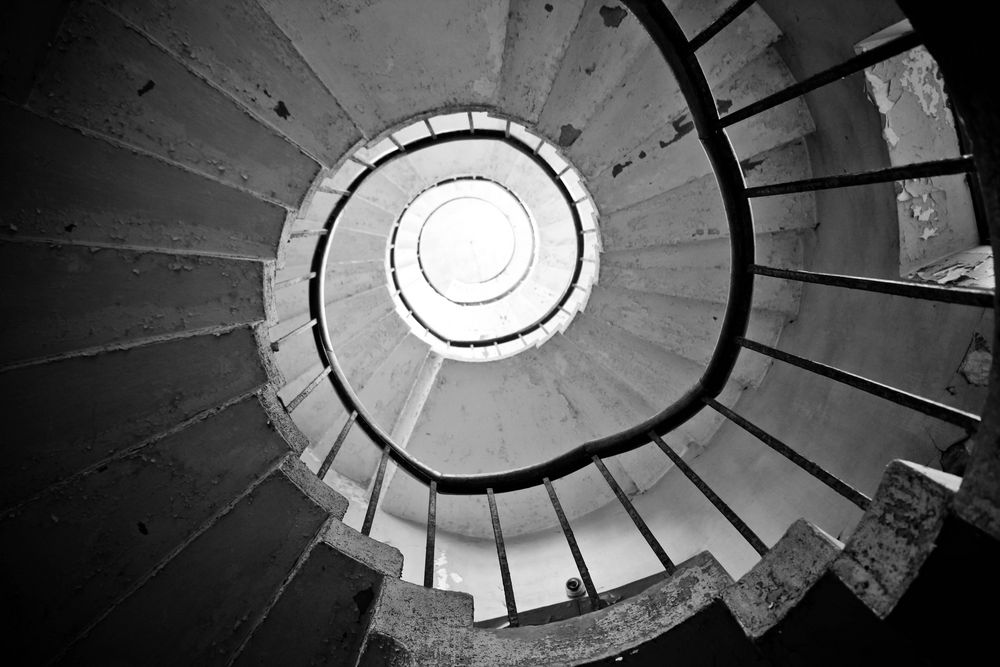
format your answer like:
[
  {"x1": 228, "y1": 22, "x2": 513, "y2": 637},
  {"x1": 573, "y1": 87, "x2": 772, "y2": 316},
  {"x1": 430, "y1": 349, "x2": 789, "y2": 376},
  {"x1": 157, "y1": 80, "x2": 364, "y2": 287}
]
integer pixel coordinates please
[{"x1": 286, "y1": 0, "x2": 995, "y2": 628}]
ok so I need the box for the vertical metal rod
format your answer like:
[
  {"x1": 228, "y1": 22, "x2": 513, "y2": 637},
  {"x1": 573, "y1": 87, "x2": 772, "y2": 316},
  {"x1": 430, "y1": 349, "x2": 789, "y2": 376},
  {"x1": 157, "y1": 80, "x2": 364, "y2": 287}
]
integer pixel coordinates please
[
  {"x1": 423, "y1": 481, "x2": 437, "y2": 588},
  {"x1": 703, "y1": 400, "x2": 871, "y2": 509},
  {"x1": 487, "y1": 488, "x2": 519, "y2": 627},
  {"x1": 285, "y1": 367, "x2": 332, "y2": 412},
  {"x1": 543, "y1": 478, "x2": 600, "y2": 609},
  {"x1": 317, "y1": 411, "x2": 358, "y2": 480},
  {"x1": 591, "y1": 456, "x2": 676, "y2": 573},
  {"x1": 361, "y1": 446, "x2": 390, "y2": 536},
  {"x1": 423, "y1": 118, "x2": 436, "y2": 139},
  {"x1": 649, "y1": 433, "x2": 768, "y2": 556},
  {"x1": 689, "y1": 0, "x2": 757, "y2": 51},
  {"x1": 270, "y1": 318, "x2": 317, "y2": 351}
]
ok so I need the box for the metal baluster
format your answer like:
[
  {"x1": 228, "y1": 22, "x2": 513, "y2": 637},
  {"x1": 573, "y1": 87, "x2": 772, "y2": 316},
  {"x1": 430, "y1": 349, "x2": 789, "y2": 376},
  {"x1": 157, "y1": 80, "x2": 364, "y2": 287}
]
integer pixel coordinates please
[
  {"x1": 361, "y1": 446, "x2": 391, "y2": 536},
  {"x1": 270, "y1": 318, "x2": 317, "y2": 352},
  {"x1": 423, "y1": 481, "x2": 437, "y2": 588},
  {"x1": 649, "y1": 433, "x2": 768, "y2": 556},
  {"x1": 285, "y1": 367, "x2": 332, "y2": 412},
  {"x1": 592, "y1": 456, "x2": 676, "y2": 573},
  {"x1": 543, "y1": 478, "x2": 600, "y2": 609},
  {"x1": 752, "y1": 265, "x2": 993, "y2": 308},
  {"x1": 689, "y1": 0, "x2": 757, "y2": 51},
  {"x1": 487, "y1": 489, "x2": 519, "y2": 627},
  {"x1": 746, "y1": 156, "x2": 974, "y2": 198},
  {"x1": 738, "y1": 337, "x2": 980, "y2": 430},
  {"x1": 703, "y1": 399, "x2": 871, "y2": 510},
  {"x1": 317, "y1": 411, "x2": 358, "y2": 480},
  {"x1": 721, "y1": 32, "x2": 922, "y2": 127}
]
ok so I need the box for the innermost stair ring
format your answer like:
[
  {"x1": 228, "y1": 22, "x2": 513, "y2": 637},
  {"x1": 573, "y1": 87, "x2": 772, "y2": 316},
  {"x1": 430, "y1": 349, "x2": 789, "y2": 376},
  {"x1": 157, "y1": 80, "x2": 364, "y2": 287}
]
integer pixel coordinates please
[{"x1": 414, "y1": 180, "x2": 535, "y2": 305}]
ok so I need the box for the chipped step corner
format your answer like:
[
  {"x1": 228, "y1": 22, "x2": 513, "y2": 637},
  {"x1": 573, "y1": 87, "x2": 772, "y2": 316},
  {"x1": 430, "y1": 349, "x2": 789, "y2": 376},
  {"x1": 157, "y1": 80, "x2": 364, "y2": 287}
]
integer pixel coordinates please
[
  {"x1": 723, "y1": 518, "x2": 842, "y2": 638},
  {"x1": 831, "y1": 459, "x2": 960, "y2": 618},
  {"x1": 280, "y1": 453, "x2": 350, "y2": 520}
]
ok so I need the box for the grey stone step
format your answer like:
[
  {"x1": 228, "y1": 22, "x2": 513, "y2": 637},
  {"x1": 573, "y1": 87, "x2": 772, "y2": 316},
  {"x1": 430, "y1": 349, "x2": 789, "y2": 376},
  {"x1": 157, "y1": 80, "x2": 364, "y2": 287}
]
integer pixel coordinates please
[
  {"x1": 58, "y1": 458, "x2": 338, "y2": 666},
  {"x1": 0, "y1": 104, "x2": 286, "y2": 259},
  {"x1": 0, "y1": 241, "x2": 265, "y2": 366},
  {"x1": 601, "y1": 139, "x2": 815, "y2": 251},
  {"x1": 0, "y1": 327, "x2": 268, "y2": 509},
  {"x1": 0, "y1": 394, "x2": 291, "y2": 664},
  {"x1": 101, "y1": 0, "x2": 361, "y2": 168},
  {"x1": 536, "y1": 0, "x2": 650, "y2": 149},
  {"x1": 590, "y1": 50, "x2": 813, "y2": 213},
  {"x1": 568, "y1": 4, "x2": 781, "y2": 178},
  {"x1": 496, "y1": 0, "x2": 587, "y2": 124},
  {"x1": 583, "y1": 286, "x2": 788, "y2": 386},
  {"x1": 598, "y1": 231, "x2": 804, "y2": 313},
  {"x1": 326, "y1": 286, "x2": 396, "y2": 347},
  {"x1": 28, "y1": 1, "x2": 319, "y2": 207},
  {"x1": 257, "y1": 0, "x2": 508, "y2": 135}
]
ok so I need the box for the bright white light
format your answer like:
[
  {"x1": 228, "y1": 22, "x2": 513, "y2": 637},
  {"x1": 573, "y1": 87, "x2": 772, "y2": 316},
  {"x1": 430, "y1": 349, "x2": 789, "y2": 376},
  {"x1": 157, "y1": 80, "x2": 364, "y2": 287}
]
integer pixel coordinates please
[{"x1": 420, "y1": 197, "x2": 516, "y2": 292}]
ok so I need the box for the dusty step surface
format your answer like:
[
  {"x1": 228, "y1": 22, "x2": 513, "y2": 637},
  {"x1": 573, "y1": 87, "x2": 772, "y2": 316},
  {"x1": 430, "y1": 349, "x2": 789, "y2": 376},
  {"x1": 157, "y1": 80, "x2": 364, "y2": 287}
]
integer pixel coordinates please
[
  {"x1": 600, "y1": 139, "x2": 815, "y2": 251},
  {"x1": 232, "y1": 532, "x2": 397, "y2": 667},
  {"x1": 257, "y1": 0, "x2": 508, "y2": 134},
  {"x1": 0, "y1": 103, "x2": 286, "y2": 259},
  {"x1": 58, "y1": 457, "x2": 344, "y2": 666},
  {"x1": 101, "y1": 0, "x2": 362, "y2": 168},
  {"x1": 0, "y1": 241, "x2": 265, "y2": 366},
  {"x1": 597, "y1": 231, "x2": 804, "y2": 312},
  {"x1": 566, "y1": 1, "x2": 782, "y2": 178},
  {"x1": 1, "y1": 327, "x2": 268, "y2": 509},
  {"x1": 0, "y1": 394, "x2": 291, "y2": 665},
  {"x1": 496, "y1": 0, "x2": 587, "y2": 123},
  {"x1": 29, "y1": 0, "x2": 319, "y2": 206},
  {"x1": 582, "y1": 286, "x2": 788, "y2": 386}
]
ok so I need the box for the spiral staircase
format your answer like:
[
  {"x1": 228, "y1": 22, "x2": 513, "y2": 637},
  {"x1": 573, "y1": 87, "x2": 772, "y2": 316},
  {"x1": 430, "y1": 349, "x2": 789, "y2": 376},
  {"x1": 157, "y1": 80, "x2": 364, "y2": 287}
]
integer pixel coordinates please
[{"x1": 1, "y1": 0, "x2": 998, "y2": 665}]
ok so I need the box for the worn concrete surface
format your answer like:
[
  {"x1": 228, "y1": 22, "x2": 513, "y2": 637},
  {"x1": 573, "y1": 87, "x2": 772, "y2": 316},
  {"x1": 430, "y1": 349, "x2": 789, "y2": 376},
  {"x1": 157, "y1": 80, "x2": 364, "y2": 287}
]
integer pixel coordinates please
[
  {"x1": 258, "y1": 0, "x2": 508, "y2": 134},
  {"x1": 0, "y1": 104, "x2": 286, "y2": 259},
  {"x1": 29, "y1": 1, "x2": 319, "y2": 206},
  {"x1": 2, "y1": 328, "x2": 267, "y2": 508},
  {"x1": 102, "y1": 0, "x2": 362, "y2": 168},
  {"x1": 60, "y1": 466, "x2": 330, "y2": 665},
  {"x1": 831, "y1": 460, "x2": 959, "y2": 618},
  {"x1": 598, "y1": 231, "x2": 804, "y2": 312},
  {"x1": 0, "y1": 241, "x2": 265, "y2": 365},
  {"x1": 234, "y1": 542, "x2": 386, "y2": 667},
  {"x1": 723, "y1": 519, "x2": 842, "y2": 638},
  {"x1": 0, "y1": 395, "x2": 288, "y2": 664},
  {"x1": 496, "y1": 0, "x2": 586, "y2": 123}
]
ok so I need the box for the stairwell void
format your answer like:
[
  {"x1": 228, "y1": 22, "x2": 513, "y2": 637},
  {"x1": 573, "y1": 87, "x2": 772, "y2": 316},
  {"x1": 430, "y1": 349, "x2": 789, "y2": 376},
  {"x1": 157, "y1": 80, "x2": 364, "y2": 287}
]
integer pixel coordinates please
[{"x1": 1, "y1": 0, "x2": 998, "y2": 664}]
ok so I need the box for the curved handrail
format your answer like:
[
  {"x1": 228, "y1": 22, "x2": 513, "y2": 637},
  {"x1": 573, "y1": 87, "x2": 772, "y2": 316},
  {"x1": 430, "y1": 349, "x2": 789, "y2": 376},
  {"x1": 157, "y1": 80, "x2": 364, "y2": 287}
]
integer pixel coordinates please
[{"x1": 307, "y1": 2, "x2": 755, "y2": 495}]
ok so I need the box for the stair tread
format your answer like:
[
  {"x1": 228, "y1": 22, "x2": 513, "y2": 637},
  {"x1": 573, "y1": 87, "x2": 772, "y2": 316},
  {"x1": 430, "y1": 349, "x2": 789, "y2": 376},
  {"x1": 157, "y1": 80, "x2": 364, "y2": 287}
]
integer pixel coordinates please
[
  {"x1": 102, "y1": 0, "x2": 361, "y2": 168},
  {"x1": 29, "y1": 2, "x2": 319, "y2": 207}
]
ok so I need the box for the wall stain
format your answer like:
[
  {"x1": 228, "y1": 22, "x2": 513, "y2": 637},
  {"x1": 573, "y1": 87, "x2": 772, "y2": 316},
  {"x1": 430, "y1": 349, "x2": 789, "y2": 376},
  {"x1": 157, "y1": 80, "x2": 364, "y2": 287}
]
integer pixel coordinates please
[
  {"x1": 558, "y1": 124, "x2": 582, "y2": 147},
  {"x1": 137, "y1": 80, "x2": 155, "y2": 97},
  {"x1": 611, "y1": 160, "x2": 632, "y2": 178},
  {"x1": 599, "y1": 5, "x2": 627, "y2": 28},
  {"x1": 274, "y1": 100, "x2": 291, "y2": 120}
]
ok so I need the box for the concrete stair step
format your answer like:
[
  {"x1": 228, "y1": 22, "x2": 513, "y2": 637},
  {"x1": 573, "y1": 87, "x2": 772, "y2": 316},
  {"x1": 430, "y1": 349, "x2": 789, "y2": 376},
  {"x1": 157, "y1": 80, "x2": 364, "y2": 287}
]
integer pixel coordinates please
[
  {"x1": 257, "y1": 0, "x2": 508, "y2": 135},
  {"x1": 325, "y1": 260, "x2": 387, "y2": 304},
  {"x1": 591, "y1": 48, "x2": 814, "y2": 213},
  {"x1": 599, "y1": 231, "x2": 805, "y2": 313},
  {"x1": 0, "y1": 394, "x2": 293, "y2": 664},
  {"x1": 496, "y1": 0, "x2": 587, "y2": 123},
  {"x1": 568, "y1": 3, "x2": 781, "y2": 177},
  {"x1": 58, "y1": 457, "x2": 344, "y2": 665},
  {"x1": 535, "y1": 0, "x2": 652, "y2": 149},
  {"x1": 328, "y1": 228, "x2": 388, "y2": 265},
  {"x1": 101, "y1": 0, "x2": 361, "y2": 168},
  {"x1": 327, "y1": 334, "x2": 431, "y2": 487},
  {"x1": 0, "y1": 242, "x2": 266, "y2": 367},
  {"x1": 350, "y1": 169, "x2": 412, "y2": 217},
  {"x1": 583, "y1": 286, "x2": 789, "y2": 387},
  {"x1": 601, "y1": 139, "x2": 815, "y2": 251},
  {"x1": 0, "y1": 328, "x2": 268, "y2": 510},
  {"x1": 325, "y1": 286, "x2": 395, "y2": 347},
  {"x1": 0, "y1": 104, "x2": 286, "y2": 260},
  {"x1": 233, "y1": 520, "x2": 402, "y2": 667},
  {"x1": 28, "y1": 1, "x2": 319, "y2": 207}
]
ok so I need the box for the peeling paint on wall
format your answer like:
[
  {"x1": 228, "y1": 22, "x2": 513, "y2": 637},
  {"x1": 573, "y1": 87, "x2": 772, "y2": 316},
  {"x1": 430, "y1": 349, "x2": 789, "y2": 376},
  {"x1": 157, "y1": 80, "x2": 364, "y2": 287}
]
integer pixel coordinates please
[
  {"x1": 959, "y1": 332, "x2": 992, "y2": 387},
  {"x1": 863, "y1": 45, "x2": 979, "y2": 276}
]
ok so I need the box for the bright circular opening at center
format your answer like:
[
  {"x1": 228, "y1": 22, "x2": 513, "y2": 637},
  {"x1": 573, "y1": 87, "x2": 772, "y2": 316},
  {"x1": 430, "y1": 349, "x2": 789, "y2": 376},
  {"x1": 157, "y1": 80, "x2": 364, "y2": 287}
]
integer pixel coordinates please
[{"x1": 420, "y1": 197, "x2": 516, "y2": 289}]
